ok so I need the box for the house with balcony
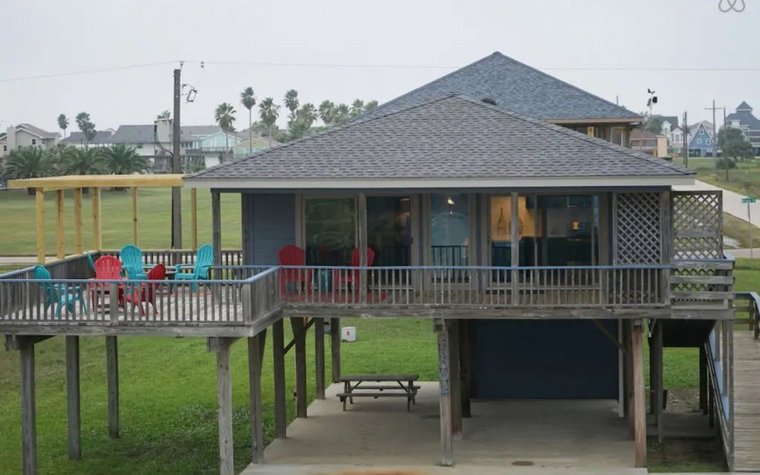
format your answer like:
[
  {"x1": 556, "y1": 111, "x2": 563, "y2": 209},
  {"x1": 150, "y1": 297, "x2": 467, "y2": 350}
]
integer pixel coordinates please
[
  {"x1": 726, "y1": 101, "x2": 760, "y2": 156},
  {"x1": 2, "y1": 52, "x2": 757, "y2": 475}
]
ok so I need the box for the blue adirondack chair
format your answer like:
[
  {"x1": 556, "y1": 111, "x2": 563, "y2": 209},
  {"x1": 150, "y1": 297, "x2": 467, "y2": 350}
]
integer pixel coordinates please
[
  {"x1": 120, "y1": 244, "x2": 147, "y2": 280},
  {"x1": 175, "y1": 244, "x2": 214, "y2": 290},
  {"x1": 34, "y1": 265, "x2": 88, "y2": 318}
]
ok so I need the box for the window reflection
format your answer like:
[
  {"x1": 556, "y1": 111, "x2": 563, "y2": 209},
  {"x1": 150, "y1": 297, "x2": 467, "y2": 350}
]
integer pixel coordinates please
[{"x1": 431, "y1": 194, "x2": 469, "y2": 267}]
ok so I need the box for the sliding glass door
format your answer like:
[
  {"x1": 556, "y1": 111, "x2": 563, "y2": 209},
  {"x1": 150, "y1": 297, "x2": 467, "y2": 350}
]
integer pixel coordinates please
[
  {"x1": 430, "y1": 194, "x2": 470, "y2": 267},
  {"x1": 367, "y1": 196, "x2": 412, "y2": 267},
  {"x1": 304, "y1": 198, "x2": 355, "y2": 265}
]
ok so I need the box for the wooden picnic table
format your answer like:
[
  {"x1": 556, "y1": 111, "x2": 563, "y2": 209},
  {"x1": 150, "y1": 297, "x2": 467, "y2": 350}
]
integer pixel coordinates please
[{"x1": 337, "y1": 374, "x2": 420, "y2": 411}]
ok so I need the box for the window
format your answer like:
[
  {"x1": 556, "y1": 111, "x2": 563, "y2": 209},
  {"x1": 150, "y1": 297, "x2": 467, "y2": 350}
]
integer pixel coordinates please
[
  {"x1": 2, "y1": 145, "x2": 6, "y2": 152},
  {"x1": 697, "y1": 138, "x2": 702, "y2": 144},
  {"x1": 304, "y1": 198, "x2": 355, "y2": 265},
  {"x1": 367, "y1": 196, "x2": 412, "y2": 267},
  {"x1": 31, "y1": 139, "x2": 37, "y2": 145},
  {"x1": 430, "y1": 194, "x2": 470, "y2": 267},
  {"x1": 706, "y1": 139, "x2": 712, "y2": 145}
]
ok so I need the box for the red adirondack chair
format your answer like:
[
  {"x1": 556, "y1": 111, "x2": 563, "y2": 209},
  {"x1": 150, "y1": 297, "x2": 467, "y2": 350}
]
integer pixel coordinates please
[
  {"x1": 334, "y1": 247, "x2": 375, "y2": 292},
  {"x1": 89, "y1": 255, "x2": 123, "y2": 309},
  {"x1": 278, "y1": 245, "x2": 310, "y2": 296},
  {"x1": 124, "y1": 264, "x2": 166, "y2": 317}
]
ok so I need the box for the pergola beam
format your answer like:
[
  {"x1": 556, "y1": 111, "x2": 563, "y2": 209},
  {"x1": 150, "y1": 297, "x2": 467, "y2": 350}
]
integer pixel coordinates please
[
  {"x1": 35, "y1": 189, "x2": 45, "y2": 264},
  {"x1": 73, "y1": 188, "x2": 83, "y2": 254},
  {"x1": 92, "y1": 188, "x2": 102, "y2": 250},
  {"x1": 55, "y1": 190, "x2": 65, "y2": 259},
  {"x1": 131, "y1": 187, "x2": 139, "y2": 246}
]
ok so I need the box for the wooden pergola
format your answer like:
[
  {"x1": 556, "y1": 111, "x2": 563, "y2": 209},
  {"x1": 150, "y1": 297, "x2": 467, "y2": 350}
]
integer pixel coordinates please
[{"x1": 8, "y1": 175, "x2": 195, "y2": 263}]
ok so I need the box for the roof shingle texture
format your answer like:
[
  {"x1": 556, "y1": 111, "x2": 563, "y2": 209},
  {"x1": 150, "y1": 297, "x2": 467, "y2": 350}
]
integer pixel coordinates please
[
  {"x1": 188, "y1": 95, "x2": 690, "y2": 182},
  {"x1": 360, "y1": 52, "x2": 641, "y2": 122}
]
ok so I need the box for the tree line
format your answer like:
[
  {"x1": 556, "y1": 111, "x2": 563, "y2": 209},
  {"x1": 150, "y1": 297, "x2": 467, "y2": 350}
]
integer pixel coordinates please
[
  {"x1": 1, "y1": 143, "x2": 149, "y2": 188},
  {"x1": 216, "y1": 87, "x2": 378, "y2": 147}
]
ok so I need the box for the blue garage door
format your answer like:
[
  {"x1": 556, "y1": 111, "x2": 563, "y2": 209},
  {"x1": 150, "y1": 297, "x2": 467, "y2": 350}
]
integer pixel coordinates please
[{"x1": 471, "y1": 320, "x2": 619, "y2": 399}]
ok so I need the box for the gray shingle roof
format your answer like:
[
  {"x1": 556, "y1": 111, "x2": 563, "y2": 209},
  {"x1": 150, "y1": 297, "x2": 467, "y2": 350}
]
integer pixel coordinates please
[
  {"x1": 17, "y1": 123, "x2": 59, "y2": 139},
  {"x1": 737, "y1": 101, "x2": 753, "y2": 112},
  {"x1": 360, "y1": 52, "x2": 641, "y2": 122},
  {"x1": 111, "y1": 124, "x2": 223, "y2": 144},
  {"x1": 62, "y1": 130, "x2": 114, "y2": 145},
  {"x1": 188, "y1": 95, "x2": 690, "y2": 183}
]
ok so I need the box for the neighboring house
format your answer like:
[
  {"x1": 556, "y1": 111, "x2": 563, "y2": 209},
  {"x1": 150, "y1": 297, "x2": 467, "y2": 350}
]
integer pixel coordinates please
[
  {"x1": 654, "y1": 115, "x2": 683, "y2": 151},
  {"x1": 629, "y1": 128, "x2": 668, "y2": 158},
  {"x1": 687, "y1": 122, "x2": 716, "y2": 157},
  {"x1": 0, "y1": 123, "x2": 60, "y2": 159},
  {"x1": 233, "y1": 135, "x2": 281, "y2": 158},
  {"x1": 109, "y1": 122, "x2": 228, "y2": 172},
  {"x1": 726, "y1": 101, "x2": 760, "y2": 155},
  {"x1": 361, "y1": 51, "x2": 643, "y2": 146},
  {"x1": 189, "y1": 130, "x2": 242, "y2": 168},
  {"x1": 61, "y1": 130, "x2": 115, "y2": 149}
]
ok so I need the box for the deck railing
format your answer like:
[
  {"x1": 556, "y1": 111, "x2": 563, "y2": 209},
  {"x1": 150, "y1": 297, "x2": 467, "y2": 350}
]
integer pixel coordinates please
[
  {"x1": 0, "y1": 257, "x2": 735, "y2": 329},
  {"x1": 278, "y1": 264, "x2": 671, "y2": 308}
]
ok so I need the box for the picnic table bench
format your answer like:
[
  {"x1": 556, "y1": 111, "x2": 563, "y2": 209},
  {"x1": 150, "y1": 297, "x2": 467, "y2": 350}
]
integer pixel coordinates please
[{"x1": 337, "y1": 374, "x2": 420, "y2": 411}]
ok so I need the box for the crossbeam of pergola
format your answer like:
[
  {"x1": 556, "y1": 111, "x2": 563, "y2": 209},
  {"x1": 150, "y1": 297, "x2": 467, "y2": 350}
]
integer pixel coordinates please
[{"x1": 8, "y1": 175, "x2": 192, "y2": 263}]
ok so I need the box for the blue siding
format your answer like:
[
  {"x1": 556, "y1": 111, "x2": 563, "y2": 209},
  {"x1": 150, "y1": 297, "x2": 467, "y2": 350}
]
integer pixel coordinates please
[
  {"x1": 472, "y1": 320, "x2": 619, "y2": 399},
  {"x1": 248, "y1": 194, "x2": 296, "y2": 265}
]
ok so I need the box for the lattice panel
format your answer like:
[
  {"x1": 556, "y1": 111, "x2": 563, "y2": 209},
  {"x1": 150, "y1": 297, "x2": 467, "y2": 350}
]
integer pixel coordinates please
[
  {"x1": 672, "y1": 191, "x2": 722, "y2": 260},
  {"x1": 614, "y1": 192, "x2": 662, "y2": 264}
]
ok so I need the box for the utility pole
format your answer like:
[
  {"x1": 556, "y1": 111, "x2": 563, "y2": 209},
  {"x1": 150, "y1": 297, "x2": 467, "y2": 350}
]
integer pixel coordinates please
[
  {"x1": 683, "y1": 111, "x2": 689, "y2": 168},
  {"x1": 705, "y1": 100, "x2": 725, "y2": 157},
  {"x1": 172, "y1": 68, "x2": 182, "y2": 250}
]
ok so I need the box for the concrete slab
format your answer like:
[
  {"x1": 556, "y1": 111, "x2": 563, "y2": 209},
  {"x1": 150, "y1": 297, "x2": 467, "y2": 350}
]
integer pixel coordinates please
[{"x1": 244, "y1": 382, "x2": 637, "y2": 474}]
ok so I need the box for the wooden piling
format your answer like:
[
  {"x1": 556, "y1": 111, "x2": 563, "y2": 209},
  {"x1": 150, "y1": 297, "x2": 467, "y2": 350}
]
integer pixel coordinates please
[
  {"x1": 66, "y1": 336, "x2": 81, "y2": 459},
  {"x1": 449, "y1": 320, "x2": 463, "y2": 438},
  {"x1": 436, "y1": 320, "x2": 453, "y2": 466},
  {"x1": 20, "y1": 337, "x2": 37, "y2": 475},
  {"x1": 292, "y1": 318, "x2": 308, "y2": 418},
  {"x1": 632, "y1": 321, "x2": 647, "y2": 467},
  {"x1": 106, "y1": 336, "x2": 119, "y2": 439},
  {"x1": 331, "y1": 318, "x2": 341, "y2": 383},
  {"x1": 216, "y1": 337, "x2": 234, "y2": 475},
  {"x1": 248, "y1": 331, "x2": 266, "y2": 464},
  {"x1": 315, "y1": 318, "x2": 325, "y2": 399},
  {"x1": 272, "y1": 319, "x2": 287, "y2": 438}
]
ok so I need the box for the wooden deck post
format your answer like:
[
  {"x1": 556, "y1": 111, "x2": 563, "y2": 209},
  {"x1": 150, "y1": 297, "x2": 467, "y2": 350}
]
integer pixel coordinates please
[
  {"x1": 248, "y1": 331, "x2": 267, "y2": 464},
  {"x1": 215, "y1": 337, "x2": 235, "y2": 475},
  {"x1": 272, "y1": 319, "x2": 287, "y2": 438},
  {"x1": 510, "y1": 192, "x2": 519, "y2": 304},
  {"x1": 131, "y1": 187, "x2": 139, "y2": 246},
  {"x1": 624, "y1": 320, "x2": 634, "y2": 438},
  {"x1": 653, "y1": 320, "x2": 665, "y2": 443},
  {"x1": 292, "y1": 318, "x2": 308, "y2": 418},
  {"x1": 331, "y1": 318, "x2": 341, "y2": 383},
  {"x1": 66, "y1": 336, "x2": 81, "y2": 459},
  {"x1": 35, "y1": 188, "x2": 45, "y2": 264},
  {"x1": 449, "y1": 320, "x2": 463, "y2": 438},
  {"x1": 631, "y1": 320, "x2": 647, "y2": 467},
  {"x1": 436, "y1": 319, "x2": 454, "y2": 466},
  {"x1": 459, "y1": 320, "x2": 472, "y2": 418},
  {"x1": 55, "y1": 190, "x2": 65, "y2": 259},
  {"x1": 19, "y1": 337, "x2": 37, "y2": 475},
  {"x1": 191, "y1": 188, "x2": 198, "y2": 251},
  {"x1": 106, "y1": 336, "x2": 120, "y2": 439},
  {"x1": 92, "y1": 187, "x2": 102, "y2": 250},
  {"x1": 73, "y1": 188, "x2": 83, "y2": 254},
  {"x1": 212, "y1": 191, "x2": 222, "y2": 277},
  {"x1": 357, "y1": 193, "x2": 368, "y2": 304},
  {"x1": 315, "y1": 318, "x2": 325, "y2": 399}
]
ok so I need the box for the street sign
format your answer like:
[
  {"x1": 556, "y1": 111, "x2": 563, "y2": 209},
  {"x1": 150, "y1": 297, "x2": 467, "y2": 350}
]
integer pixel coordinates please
[{"x1": 742, "y1": 196, "x2": 757, "y2": 204}]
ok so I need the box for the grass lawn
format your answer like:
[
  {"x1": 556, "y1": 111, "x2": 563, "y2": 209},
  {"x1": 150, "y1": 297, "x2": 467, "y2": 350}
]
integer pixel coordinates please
[
  {"x1": 675, "y1": 156, "x2": 760, "y2": 198},
  {"x1": 723, "y1": 212, "x2": 760, "y2": 249},
  {"x1": 0, "y1": 188, "x2": 241, "y2": 255},
  {"x1": 0, "y1": 318, "x2": 437, "y2": 474}
]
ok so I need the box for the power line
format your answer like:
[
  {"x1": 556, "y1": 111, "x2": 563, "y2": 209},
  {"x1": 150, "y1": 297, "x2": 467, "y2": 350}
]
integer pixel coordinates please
[
  {"x1": 0, "y1": 61, "x2": 177, "y2": 83},
  {"x1": 2, "y1": 60, "x2": 760, "y2": 83}
]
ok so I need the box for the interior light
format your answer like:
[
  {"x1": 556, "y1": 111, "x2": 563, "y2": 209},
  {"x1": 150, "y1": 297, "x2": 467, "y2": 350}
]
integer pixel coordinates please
[{"x1": 447, "y1": 197, "x2": 455, "y2": 206}]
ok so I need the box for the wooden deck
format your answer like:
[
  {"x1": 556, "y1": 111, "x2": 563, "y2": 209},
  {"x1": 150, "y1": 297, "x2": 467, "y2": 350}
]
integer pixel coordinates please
[{"x1": 732, "y1": 330, "x2": 760, "y2": 472}]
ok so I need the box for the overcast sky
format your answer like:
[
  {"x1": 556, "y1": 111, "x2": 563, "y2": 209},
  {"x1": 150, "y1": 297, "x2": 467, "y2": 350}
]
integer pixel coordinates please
[{"x1": 1, "y1": 0, "x2": 758, "y2": 133}]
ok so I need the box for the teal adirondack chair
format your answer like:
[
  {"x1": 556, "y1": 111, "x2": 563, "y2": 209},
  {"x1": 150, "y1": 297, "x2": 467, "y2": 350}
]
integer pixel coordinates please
[
  {"x1": 120, "y1": 244, "x2": 147, "y2": 280},
  {"x1": 34, "y1": 265, "x2": 88, "y2": 318},
  {"x1": 175, "y1": 244, "x2": 213, "y2": 290}
]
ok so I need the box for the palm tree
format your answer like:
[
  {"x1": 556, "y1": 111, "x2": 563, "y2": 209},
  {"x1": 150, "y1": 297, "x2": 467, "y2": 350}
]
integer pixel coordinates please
[
  {"x1": 102, "y1": 144, "x2": 150, "y2": 175},
  {"x1": 284, "y1": 89, "x2": 299, "y2": 123},
  {"x1": 319, "y1": 100, "x2": 335, "y2": 126},
  {"x1": 57, "y1": 114, "x2": 69, "y2": 138},
  {"x1": 62, "y1": 147, "x2": 104, "y2": 175},
  {"x1": 75, "y1": 112, "x2": 96, "y2": 149},
  {"x1": 334, "y1": 104, "x2": 350, "y2": 125},
  {"x1": 240, "y1": 87, "x2": 256, "y2": 155},
  {"x1": 2, "y1": 147, "x2": 52, "y2": 193},
  {"x1": 214, "y1": 102, "x2": 237, "y2": 159},
  {"x1": 350, "y1": 99, "x2": 365, "y2": 117},
  {"x1": 156, "y1": 110, "x2": 171, "y2": 120},
  {"x1": 259, "y1": 98, "x2": 280, "y2": 145}
]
